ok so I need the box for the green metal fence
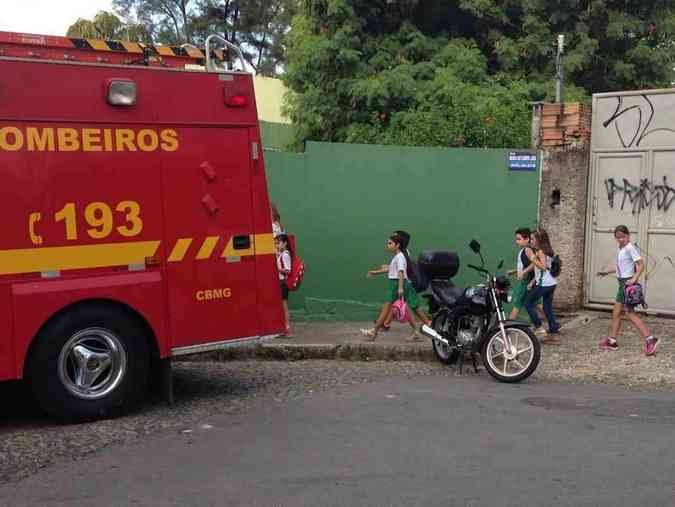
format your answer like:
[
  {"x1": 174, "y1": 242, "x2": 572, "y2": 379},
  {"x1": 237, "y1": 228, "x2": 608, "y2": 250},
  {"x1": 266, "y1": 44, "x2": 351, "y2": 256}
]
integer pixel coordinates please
[{"x1": 265, "y1": 141, "x2": 540, "y2": 321}]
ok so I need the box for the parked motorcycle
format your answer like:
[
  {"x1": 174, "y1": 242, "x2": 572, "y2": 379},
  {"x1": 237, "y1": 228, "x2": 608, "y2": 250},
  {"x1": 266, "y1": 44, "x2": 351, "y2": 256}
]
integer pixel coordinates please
[{"x1": 419, "y1": 240, "x2": 541, "y2": 383}]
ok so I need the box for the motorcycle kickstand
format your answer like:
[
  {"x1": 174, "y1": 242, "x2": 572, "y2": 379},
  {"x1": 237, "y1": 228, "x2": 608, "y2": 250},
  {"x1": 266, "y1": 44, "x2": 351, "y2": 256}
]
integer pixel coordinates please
[
  {"x1": 458, "y1": 350, "x2": 464, "y2": 375},
  {"x1": 471, "y1": 353, "x2": 479, "y2": 374}
]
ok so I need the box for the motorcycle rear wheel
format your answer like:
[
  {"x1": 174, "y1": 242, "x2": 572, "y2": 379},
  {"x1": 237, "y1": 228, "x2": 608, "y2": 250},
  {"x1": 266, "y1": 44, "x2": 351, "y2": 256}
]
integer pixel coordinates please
[
  {"x1": 430, "y1": 313, "x2": 459, "y2": 365},
  {"x1": 481, "y1": 326, "x2": 540, "y2": 383}
]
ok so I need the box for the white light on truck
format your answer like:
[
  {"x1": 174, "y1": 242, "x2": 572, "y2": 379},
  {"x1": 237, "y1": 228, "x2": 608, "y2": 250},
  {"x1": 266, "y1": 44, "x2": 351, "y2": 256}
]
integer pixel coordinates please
[{"x1": 107, "y1": 80, "x2": 137, "y2": 106}]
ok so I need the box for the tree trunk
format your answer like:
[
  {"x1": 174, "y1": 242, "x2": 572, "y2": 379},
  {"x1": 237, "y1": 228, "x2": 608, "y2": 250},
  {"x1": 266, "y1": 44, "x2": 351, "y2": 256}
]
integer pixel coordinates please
[
  {"x1": 180, "y1": 0, "x2": 192, "y2": 43},
  {"x1": 158, "y1": 1, "x2": 182, "y2": 42}
]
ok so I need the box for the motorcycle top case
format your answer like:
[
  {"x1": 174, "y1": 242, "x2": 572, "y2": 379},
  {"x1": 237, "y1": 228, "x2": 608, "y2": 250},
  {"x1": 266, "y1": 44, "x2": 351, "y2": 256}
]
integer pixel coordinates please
[{"x1": 418, "y1": 250, "x2": 460, "y2": 279}]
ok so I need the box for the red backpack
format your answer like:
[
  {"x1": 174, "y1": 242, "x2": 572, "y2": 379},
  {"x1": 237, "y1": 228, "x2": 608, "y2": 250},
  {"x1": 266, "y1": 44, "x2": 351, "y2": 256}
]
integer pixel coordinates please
[{"x1": 286, "y1": 256, "x2": 305, "y2": 291}]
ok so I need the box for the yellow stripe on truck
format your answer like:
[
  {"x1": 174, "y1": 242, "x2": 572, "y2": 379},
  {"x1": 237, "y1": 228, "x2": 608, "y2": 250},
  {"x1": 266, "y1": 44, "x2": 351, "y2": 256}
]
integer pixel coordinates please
[
  {"x1": 254, "y1": 234, "x2": 275, "y2": 255},
  {"x1": 196, "y1": 236, "x2": 220, "y2": 260},
  {"x1": 156, "y1": 46, "x2": 175, "y2": 57},
  {"x1": 168, "y1": 238, "x2": 193, "y2": 262},
  {"x1": 0, "y1": 241, "x2": 161, "y2": 276},
  {"x1": 184, "y1": 46, "x2": 204, "y2": 58},
  {"x1": 121, "y1": 42, "x2": 144, "y2": 54},
  {"x1": 220, "y1": 234, "x2": 275, "y2": 258},
  {"x1": 87, "y1": 39, "x2": 111, "y2": 51}
]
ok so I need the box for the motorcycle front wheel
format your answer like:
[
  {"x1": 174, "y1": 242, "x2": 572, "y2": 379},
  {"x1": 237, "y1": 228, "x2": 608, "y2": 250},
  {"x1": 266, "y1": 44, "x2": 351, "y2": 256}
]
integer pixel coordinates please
[
  {"x1": 430, "y1": 313, "x2": 459, "y2": 365},
  {"x1": 481, "y1": 326, "x2": 540, "y2": 383}
]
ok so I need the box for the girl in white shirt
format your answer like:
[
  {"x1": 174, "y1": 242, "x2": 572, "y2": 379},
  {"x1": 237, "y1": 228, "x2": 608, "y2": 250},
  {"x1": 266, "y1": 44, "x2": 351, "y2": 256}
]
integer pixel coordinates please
[
  {"x1": 361, "y1": 233, "x2": 430, "y2": 341},
  {"x1": 596, "y1": 225, "x2": 658, "y2": 355},
  {"x1": 275, "y1": 234, "x2": 292, "y2": 337},
  {"x1": 524, "y1": 228, "x2": 561, "y2": 343}
]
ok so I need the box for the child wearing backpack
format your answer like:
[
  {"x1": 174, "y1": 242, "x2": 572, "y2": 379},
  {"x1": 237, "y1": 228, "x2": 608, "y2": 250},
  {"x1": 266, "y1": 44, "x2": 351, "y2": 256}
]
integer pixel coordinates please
[
  {"x1": 275, "y1": 234, "x2": 292, "y2": 337},
  {"x1": 360, "y1": 232, "x2": 431, "y2": 342},
  {"x1": 381, "y1": 229, "x2": 427, "y2": 331},
  {"x1": 508, "y1": 228, "x2": 546, "y2": 323},
  {"x1": 596, "y1": 225, "x2": 659, "y2": 355},
  {"x1": 523, "y1": 228, "x2": 561, "y2": 344}
]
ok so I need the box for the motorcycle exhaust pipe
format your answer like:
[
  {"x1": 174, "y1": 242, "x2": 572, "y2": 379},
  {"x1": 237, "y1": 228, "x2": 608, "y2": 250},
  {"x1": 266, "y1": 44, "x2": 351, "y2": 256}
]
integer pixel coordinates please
[{"x1": 421, "y1": 325, "x2": 449, "y2": 346}]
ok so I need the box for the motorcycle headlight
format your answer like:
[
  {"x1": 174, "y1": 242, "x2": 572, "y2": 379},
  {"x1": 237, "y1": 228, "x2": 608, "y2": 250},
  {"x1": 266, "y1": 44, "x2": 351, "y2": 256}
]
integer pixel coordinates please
[{"x1": 496, "y1": 275, "x2": 511, "y2": 290}]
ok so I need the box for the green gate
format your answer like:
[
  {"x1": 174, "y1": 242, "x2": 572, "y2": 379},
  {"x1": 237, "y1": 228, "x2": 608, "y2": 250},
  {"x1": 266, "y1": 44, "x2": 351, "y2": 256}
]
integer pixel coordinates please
[{"x1": 266, "y1": 141, "x2": 540, "y2": 321}]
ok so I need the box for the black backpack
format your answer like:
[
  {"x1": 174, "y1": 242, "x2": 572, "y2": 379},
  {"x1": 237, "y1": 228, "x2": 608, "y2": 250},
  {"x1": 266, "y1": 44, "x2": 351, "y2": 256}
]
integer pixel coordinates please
[
  {"x1": 550, "y1": 255, "x2": 562, "y2": 278},
  {"x1": 408, "y1": 261, "x2": 430, "y2": 293},
  {"x1": 393, "y1": 230, "x2": 429, "y2": 292}
]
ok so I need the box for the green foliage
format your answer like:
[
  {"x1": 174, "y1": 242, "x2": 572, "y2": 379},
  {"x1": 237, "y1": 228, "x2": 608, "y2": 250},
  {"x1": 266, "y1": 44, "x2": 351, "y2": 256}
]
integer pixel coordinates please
[
  {"x1": 111, "y1": 0, "x2": 297, "y2": 75},
  {"x1": 66, "y1": 11, "x2": 150, "y2": 41},
  {"x1": 284, "y1": 0, "x2": 675, "y2": 148}
]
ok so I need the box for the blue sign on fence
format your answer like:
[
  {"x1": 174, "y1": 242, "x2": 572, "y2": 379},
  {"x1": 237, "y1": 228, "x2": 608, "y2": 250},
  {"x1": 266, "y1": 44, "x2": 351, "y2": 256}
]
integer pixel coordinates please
[{"x1": 507, "y1": 151, "x2": 538, "y2": 171}]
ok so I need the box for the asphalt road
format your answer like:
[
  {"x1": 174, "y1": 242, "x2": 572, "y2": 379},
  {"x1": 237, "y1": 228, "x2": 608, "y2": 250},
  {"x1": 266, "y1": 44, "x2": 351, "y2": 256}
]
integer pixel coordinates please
[{"x1": 2, "y1": 374, "x2": 675, "y2": 507}]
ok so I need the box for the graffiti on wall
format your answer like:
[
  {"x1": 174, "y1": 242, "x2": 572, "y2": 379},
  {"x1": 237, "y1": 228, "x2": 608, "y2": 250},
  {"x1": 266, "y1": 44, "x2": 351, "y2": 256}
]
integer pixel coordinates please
[
  {"x1": 604, "y1": 176, "x2": 675, "y2": 214},
  {"x1": 602, "y1": 95, "x2": 675, "y2": 148},
  {"x1": 634, "y1": 243, "x2": 675, "y2": 280}
]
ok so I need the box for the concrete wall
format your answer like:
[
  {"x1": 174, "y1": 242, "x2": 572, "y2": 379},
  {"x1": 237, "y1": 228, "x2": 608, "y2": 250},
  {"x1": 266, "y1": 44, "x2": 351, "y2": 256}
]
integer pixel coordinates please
[
  {"x1": 538, "y1": 145, "x2": 591, "y2": 310},
  {"x1": 265, "y1": 141, "x2": 541, "y2": 320}
]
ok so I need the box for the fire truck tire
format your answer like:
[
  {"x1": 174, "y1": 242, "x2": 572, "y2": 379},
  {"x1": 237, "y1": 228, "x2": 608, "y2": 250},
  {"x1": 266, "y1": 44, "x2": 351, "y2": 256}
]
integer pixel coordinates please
[{"x1": 28, "y1": 304, "x2": 150, "y2": 423}]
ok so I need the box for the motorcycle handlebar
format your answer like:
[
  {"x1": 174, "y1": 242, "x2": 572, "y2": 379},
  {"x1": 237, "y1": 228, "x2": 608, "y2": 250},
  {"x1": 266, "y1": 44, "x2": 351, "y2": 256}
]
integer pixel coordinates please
[{"x1": 467, "y1": 264, "x2": 489, "y2": 274}]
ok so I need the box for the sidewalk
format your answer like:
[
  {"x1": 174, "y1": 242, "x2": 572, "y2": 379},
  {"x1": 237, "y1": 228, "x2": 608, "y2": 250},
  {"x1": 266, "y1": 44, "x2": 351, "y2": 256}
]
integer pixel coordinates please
[{"x1": 183, "y1": 311, "x2": 675, "y2": 390}]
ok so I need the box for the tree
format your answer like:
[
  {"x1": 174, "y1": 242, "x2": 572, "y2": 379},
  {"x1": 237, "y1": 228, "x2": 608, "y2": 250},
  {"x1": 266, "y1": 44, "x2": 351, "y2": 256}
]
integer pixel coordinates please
[
  {"x1": 113, "y1": 0, "x2": 195, "y2": 43},
  {"x1": 192, "y1": 0, "x2": 298, "y2": 75},
  {"x1": 283, "y1": 0, "x2": 675, "y2": 148},
  {"x1": 66, "y1": 11, "x2": 150, "y2": 41},
  {"x1": 111, "y1": 0, "x2": 298, "y2": 75}
]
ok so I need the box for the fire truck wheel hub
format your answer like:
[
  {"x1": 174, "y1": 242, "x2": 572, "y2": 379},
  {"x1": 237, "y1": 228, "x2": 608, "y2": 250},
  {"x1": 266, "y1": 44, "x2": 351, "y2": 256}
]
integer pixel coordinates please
[{"x1": 58, "y1": 328, "x2": 128, "y2": 400}]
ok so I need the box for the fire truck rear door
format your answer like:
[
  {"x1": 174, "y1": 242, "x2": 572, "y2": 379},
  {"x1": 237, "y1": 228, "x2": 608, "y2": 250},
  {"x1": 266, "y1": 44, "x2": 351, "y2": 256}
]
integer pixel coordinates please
[{"x1": 162, "y1": 127, "x2": 258, "y2": 349}]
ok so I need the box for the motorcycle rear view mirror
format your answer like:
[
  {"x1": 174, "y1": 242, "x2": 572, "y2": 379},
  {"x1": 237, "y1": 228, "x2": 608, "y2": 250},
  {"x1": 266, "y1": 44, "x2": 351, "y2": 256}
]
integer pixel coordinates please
[
  {"x1": 497, "y1": 260, "x2": 504, "y2": 270},
  {"x1": 469, "y1": 240, "x2": 481, "y2": 254}
]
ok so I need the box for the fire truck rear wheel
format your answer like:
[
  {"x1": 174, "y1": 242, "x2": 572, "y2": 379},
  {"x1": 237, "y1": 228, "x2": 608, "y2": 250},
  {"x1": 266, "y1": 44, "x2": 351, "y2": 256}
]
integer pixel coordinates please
[{"x1": 28, "y1": 304, "x2": 150, "y2": 423}]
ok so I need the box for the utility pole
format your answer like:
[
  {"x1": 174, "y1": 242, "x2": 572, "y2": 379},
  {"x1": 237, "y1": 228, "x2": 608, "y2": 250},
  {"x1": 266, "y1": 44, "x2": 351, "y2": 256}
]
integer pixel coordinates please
[{"x1": 555, "y1": 34, "x2": 565, "y2": 104}]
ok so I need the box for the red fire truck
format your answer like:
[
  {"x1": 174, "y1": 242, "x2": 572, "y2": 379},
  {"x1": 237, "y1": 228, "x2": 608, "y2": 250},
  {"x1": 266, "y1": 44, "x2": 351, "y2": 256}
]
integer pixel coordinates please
[{"x1": 0, "y1": 31, "x2": 285, "y2": 421}]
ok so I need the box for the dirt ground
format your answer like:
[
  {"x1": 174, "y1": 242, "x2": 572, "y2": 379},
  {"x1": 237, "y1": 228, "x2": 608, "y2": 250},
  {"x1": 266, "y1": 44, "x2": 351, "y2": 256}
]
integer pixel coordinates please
[{"x1": 536, "y1": 311, "x2": 675, "y2": 389}]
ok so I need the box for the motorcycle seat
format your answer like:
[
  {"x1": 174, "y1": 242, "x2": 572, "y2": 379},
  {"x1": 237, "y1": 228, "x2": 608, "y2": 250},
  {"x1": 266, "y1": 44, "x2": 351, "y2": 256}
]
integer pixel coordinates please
[{"x1": 431, "y1": 282, "x2": 465, "y2": 306}]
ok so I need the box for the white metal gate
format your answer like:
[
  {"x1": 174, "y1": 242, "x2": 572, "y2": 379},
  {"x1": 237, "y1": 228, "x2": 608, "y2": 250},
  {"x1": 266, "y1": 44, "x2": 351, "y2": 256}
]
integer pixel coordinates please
[{"x1": 586, "y1": 89, "x2": 675, "y2": 315}]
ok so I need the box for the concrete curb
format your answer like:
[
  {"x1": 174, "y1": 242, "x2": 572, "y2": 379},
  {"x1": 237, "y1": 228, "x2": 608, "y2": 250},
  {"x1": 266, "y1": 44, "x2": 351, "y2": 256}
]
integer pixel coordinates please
[{"x1": 176, "y1": 342, "x2": 436, "y2": 363}]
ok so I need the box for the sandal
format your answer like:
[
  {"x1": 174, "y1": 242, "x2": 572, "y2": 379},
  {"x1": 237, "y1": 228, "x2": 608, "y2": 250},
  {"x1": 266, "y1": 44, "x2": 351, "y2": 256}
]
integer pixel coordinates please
[
  {"x1": 360, "y1": 328, "x2": 378, "y2": 341},
  {"x1": 375, "y1": 321, "x2": 390, "y2": 332}
]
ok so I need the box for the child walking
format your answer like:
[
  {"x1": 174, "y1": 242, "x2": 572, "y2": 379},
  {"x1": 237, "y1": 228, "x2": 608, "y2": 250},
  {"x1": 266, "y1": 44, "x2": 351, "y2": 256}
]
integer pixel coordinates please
[
  {"x1": 508, "y1": 228, "x2": 546, "y2": 323},
  {"x1": 597, "y1": 225, "x2": 659, "y2": 355},
  {"x1": 381, "y1": 229, "x2": 412, "y2": 331},
  {"x1": 275, "y1": 233, "x2": 292, "y2": 337},
  {"x1": 523, "y1": 228, "x2": 561, "y2": 344},
  {"x1": 361, "y1": 233, "x2": 431, "y2": 341}
]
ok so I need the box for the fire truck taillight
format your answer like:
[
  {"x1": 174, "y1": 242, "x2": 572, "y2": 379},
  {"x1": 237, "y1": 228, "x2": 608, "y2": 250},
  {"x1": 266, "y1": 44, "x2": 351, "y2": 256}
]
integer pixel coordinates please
[
  {"x1": 224, "y1": 94, "x2": 248, "y2": 108},
  {"x1": 223, "y1": 83, "x2": 248, "y2": 107},
  {"x1": 107, "y1": 79, "x2": 137, "y2": 106}
]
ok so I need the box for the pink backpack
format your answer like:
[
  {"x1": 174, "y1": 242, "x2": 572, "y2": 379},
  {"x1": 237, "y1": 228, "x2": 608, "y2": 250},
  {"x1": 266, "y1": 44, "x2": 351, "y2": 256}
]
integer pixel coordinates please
[{"x1": 391, "y1": 298, "x2": 412, "y2": 323}]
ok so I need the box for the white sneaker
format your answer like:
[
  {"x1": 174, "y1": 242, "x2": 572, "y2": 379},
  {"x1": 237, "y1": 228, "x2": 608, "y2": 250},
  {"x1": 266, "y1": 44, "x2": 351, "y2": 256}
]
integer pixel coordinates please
[{"x1": 534, "y1": 327, "x2": 547, "y2": 337}]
